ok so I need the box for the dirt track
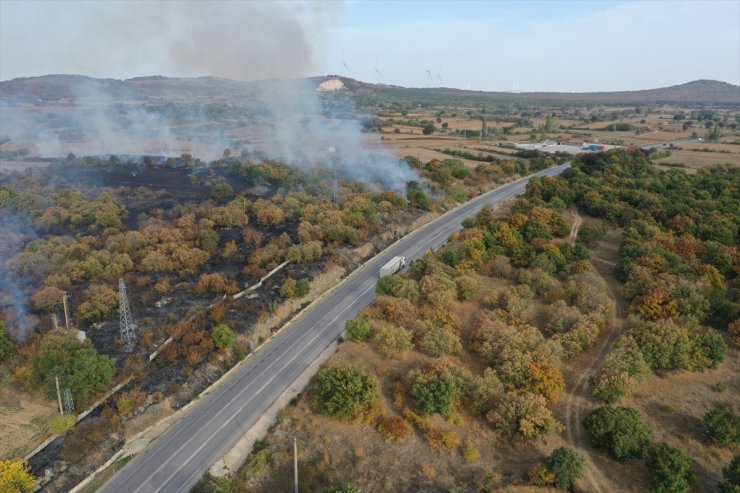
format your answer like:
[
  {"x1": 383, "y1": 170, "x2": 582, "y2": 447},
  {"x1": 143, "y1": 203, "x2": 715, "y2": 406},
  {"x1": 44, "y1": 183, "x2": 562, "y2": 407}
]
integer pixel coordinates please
[{"x1": 561, "y1": 211, "x2": 626, "y2": 493}]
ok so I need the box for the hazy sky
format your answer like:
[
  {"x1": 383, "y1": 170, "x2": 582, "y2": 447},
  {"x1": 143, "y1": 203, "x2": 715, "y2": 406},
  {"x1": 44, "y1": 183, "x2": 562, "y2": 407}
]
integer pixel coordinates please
[{"x1": 1, "y1": 0, "x2": 738, "y2": 91}]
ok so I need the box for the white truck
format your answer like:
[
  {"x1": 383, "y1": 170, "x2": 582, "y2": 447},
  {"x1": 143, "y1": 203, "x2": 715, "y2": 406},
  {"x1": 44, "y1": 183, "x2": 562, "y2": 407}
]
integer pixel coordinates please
[{"x1": 379, "y1": 256, "x2": 406, "y2": 277}]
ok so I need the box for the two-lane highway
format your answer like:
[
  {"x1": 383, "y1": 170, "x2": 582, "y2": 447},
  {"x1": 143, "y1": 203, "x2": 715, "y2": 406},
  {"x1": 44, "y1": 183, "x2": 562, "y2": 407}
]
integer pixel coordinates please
[{"x1": 101, "y1": 163, "x2": 569, "y2": 493}]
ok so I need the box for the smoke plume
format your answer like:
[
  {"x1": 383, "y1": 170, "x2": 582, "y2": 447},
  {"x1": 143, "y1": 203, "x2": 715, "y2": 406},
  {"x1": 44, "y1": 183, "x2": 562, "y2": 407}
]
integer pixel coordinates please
[{"x1": 0, "y1": 214, "x2": 39, "y2": 342}]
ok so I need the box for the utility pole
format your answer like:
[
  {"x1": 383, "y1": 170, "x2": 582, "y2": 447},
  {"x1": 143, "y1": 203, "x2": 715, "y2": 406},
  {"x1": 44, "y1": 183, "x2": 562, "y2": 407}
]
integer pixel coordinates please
[
  {"x1": 119, "y1": 278, "x2": 137, "y2": 351},
  {"x1": 293, "y1": 435, "x2": 298, "y2": 493},
  {"x1": 62, "y1": 293, "x2": 72, "y2": 330},
  {"x1": 55, "y1": 376, "x2": 63, "y2": 415}
]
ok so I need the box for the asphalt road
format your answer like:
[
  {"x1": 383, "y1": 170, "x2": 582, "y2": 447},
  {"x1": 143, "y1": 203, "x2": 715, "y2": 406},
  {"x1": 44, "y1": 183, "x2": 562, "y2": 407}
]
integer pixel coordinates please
[{"x1": 100, "y1": 163, "x2": 570, "y2": 493}]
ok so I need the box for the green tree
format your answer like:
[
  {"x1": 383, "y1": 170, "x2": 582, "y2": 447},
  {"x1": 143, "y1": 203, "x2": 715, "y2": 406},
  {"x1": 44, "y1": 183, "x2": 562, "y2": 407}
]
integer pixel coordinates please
[
  {"x1": 407, "y1": 182, "x2": 431, "y2": 210},
  {"x1": 583, "y1": 406, "x2": 650, "y2": 459},
  {"x1": 0, "y1": 322, "x2": 16, "y2": 363},
  {"x1": 645, "y1": 443, "x2": 695, "y2": 493},
  {"x1": 211, "y1": 324, "x2": 235, "y2": 349},
  {"x1": 313, "y1": 365, "x2": 380, "y2": 421},
  {"x1": 408, "y1": 369, "x2": 457, "y2": 416},
  {"x1": 345, "y1": 317, "x2": 372, "y2": 342},
  {"x1": 719, "y1": 455, "x2": 740, "y2": 493},
  {"x1": 66, "y1": 347, "x2": 116, "y2": 406},
  {"x1": 546, "y1": 446, "x2": 585, "y2": 490},
  {"x1": 706, "y1": 123, "x2": 722, "y2": 142},
  {"x1": 703, "y1": 405, "x2": 740, "y2": 446},
  {"x1": 35, "y1": 329, "x2": 116, "y2": 407},
  {"x1": 422, "y1": 122, "x2": 436, "y2": 135},
  {"x1": 294, "y1": 278, "x2": 310, "y2": 298}
]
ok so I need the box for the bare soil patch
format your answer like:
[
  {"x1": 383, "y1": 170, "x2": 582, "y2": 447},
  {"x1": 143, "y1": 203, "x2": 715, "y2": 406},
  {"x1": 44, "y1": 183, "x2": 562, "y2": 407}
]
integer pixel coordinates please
[{"x1": 0, "y1": 386, "x2": 57, "y2": 459}]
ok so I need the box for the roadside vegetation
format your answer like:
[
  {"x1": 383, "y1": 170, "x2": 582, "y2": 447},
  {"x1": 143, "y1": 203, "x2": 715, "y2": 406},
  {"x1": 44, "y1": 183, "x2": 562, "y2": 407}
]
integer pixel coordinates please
[
  {"x1": 0, "y1": 148, "x2": 563, "y2": 490},
  {"x1": 196, "y1": 147, "x2": 737, "y2": 493}
]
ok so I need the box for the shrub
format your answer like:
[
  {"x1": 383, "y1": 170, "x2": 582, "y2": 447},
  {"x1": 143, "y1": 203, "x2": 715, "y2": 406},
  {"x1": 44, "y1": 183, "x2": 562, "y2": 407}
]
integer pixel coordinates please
[
  {"x1": 295, "y1": 278, "x2": 310, "y2": 298},
  {"x1": 590, "y1": 336, "x2": 651, "y2": 403},
  {"x1": 529, "y1": 463, "x2": 555, "y2": 487},
  {"x1": 0, "y1": 459, "x2": 35, "y2": 492},
  {"x1": 345, "y1": 317, "x2": 372, "y2": 342},
  {"x1": 456, "y1": 275, "x2": 480, "y2": 301},
  {"x1": 578, "y1": 223, "x2": 606, "y2": 246},
  {"x1": 375, "y1": 275, "x2": 420, "y2": 302},
  {"x1": 645, "y1": 443, "x2": 695, "y2": 493},
  {"x1": 418, "y1": 325, "x2": 462, "y2": 357},
  {"x1": 211, "y1": 182, "x2": 234, "y2": 200},
  {"x1": 0, "y1": 323, "x2": 16, "y2": 363},
  {"x1": 463, "y1": 443, "x2": 480, "y2": 462},
  {"x1": 76, "y1": 284, "x2": 118, "y2": 323},
  {"x1": 211, "y1": 324, "x2": 235, "y2": 349},
  {"x1": 321, "y1": 485, "x2": 361, "y2": 493},
  {"x1": 195, "y1": 273, "x2": 239, "y2": 295},
  {"x1": 425, "y1": 428, "x2": 460, "y2": 450},
  {"x1": 487, "y1": 391, "x2": 563, "y2": 439},
  {"x1": 376, "y1": 415, "x2": 412, "y2": 442},
  {"x1": 703, "y1": 405, "x2": 740, "y2": 446},
  {"x1": 49, "y1": 414, "x2": 76, "y2": 435},
  {"x1": 719, "y1": 455, "x2": 740, "y2": 493},
  {"x1": 583, "y1": 406, "x2": 650, "y2": 459},
  {"x1": 374, "y1": 325, "x2": 413, "y2": 358},
  {"x1": 408, "y1": 369, "x2": 457, "y2": 416},
  {"x1": 116, "y1": 389, "x2": 147, "y2": 417},
  {"x1": 546, "y1": 447, "x2": 585, "y2": 490},
  {"x1": 313, "y1": 366, "x2": 380, "y2": 421}
]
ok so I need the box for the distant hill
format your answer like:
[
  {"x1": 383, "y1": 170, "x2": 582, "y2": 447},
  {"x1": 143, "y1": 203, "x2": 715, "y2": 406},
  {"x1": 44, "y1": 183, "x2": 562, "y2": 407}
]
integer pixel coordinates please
[
  {"x1": 1, "y1": 74, "x2": 738, "y2": 106},
  {"x1": 342, "y1": 78, "x2": 740, "y2": 107}
]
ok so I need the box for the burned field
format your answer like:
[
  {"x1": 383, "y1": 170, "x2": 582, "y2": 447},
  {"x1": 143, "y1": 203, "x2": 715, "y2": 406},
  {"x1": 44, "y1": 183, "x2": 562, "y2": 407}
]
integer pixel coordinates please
[
  {"x1": 0, "y1": 139, "x2": 568, "y2": 491},
  {"x1": 0, "y1": 155, "x2": 436, "y2": 490}
]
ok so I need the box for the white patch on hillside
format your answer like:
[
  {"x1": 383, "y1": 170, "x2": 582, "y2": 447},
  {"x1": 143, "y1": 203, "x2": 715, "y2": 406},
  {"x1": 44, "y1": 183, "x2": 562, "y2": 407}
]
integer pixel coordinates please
[{"x1": 316, "y1": 79, "x2": 345, "y2": 91}]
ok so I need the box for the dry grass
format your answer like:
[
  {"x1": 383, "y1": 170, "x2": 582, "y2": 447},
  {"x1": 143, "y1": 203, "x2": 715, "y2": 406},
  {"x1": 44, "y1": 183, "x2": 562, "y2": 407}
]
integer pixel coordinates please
[
  {"x1": 625, "y1": 351, "x2": 740, "y2": 489},
  {"x1": 252, "y1": 264, "x2": 347, "y2": 338},
  {"x1": 0, "y1": 386, "x2": 57, "y2": 459},
  {"x1": 655, "y1": 150, "x2": 740, "y2": 169}
]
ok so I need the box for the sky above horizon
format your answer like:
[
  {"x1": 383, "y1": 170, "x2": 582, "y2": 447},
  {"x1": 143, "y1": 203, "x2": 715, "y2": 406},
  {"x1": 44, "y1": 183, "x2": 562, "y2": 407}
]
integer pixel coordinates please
[{"x1": 1, "y1": 0, "x2": 738, "y2": 92}]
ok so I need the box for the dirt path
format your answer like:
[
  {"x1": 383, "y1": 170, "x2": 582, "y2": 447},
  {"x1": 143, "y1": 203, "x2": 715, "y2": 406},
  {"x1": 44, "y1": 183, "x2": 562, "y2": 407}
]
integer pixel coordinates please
[
  {"x1": 561, "y1": 214, "x2": 627, "y2": 493},
  {"x1": 568, "y1": 207, "x2": 582, "y2": 245}
]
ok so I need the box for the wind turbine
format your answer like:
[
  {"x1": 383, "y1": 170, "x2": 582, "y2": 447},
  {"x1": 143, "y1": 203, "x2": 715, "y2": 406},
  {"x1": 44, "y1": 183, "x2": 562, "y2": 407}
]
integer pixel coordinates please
[
  {"x1": 374, "y1": 58, "x2": 382, "y2": 83},
  {"x1": 341, "y1": 51, "x2": 349, "y2": 75},
  {"x1": 436, "y1": 74, "x2": 443, "y2": 86},
  {"x1": 425, "y1": 69, "x2": 433, "y2": 86}
]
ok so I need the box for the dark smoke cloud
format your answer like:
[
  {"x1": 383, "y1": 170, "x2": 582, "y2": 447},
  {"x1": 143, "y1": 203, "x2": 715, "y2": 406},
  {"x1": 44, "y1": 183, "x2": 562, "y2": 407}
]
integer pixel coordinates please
[{"x1": 0, "y1": 214, "x2": 39, "y2": 342}]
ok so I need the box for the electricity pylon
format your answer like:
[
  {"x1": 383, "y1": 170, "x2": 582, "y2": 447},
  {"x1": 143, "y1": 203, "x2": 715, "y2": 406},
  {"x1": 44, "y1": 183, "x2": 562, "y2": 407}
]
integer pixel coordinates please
[
  {"x1": 62, "y1": 387, "x2": 75, "y2": 415},
  {"x1": 119, "y1": 278, "x2": 136, "y2": 351}
]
